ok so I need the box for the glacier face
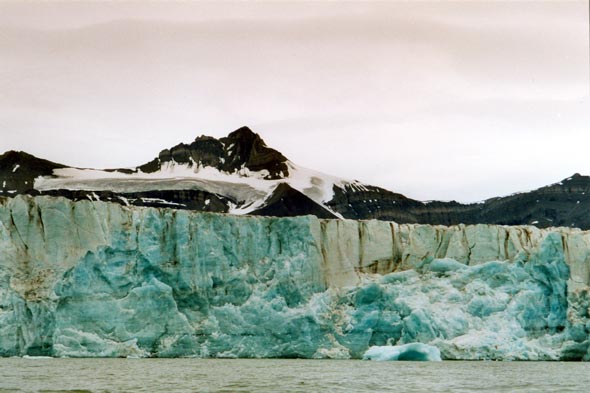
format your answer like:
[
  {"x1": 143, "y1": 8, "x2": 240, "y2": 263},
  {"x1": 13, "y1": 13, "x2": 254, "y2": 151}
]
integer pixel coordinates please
[{"x1": 1, "y1": 195, "x2": 590, "y2": 359}]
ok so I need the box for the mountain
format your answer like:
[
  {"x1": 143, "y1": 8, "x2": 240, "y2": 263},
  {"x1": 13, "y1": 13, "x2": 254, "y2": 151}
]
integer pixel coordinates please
[
  {"x1": 326, "y1": 174, "x2": 590, "y2": 228},
  {"x1": 2, "y1": 126, "x2": 590, "y2": 228}
]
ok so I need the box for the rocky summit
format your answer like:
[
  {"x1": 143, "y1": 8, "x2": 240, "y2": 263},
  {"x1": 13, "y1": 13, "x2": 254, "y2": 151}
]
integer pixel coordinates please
[
  {"x1": 1, "y1": 126, "x2": 590, "y2": 228},
  {"x1": 138, "y1": 126, "x2": 290, "y2": 180}
]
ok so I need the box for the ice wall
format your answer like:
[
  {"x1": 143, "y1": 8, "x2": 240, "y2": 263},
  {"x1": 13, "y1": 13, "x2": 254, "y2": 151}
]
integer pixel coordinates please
[{"x1": 1, "y1": 195, "x2": 589, "y2": 359}]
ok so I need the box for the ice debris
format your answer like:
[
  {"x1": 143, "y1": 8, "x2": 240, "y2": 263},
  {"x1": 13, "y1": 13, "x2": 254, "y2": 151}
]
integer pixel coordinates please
[{"x1": 363, "y1": 343, "x2": 442, "y2": 361}]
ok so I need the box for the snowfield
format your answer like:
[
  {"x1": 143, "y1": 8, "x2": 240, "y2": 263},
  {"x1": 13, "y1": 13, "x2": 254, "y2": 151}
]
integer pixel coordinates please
[{"x1": 33, "y1": 160, "x2": 362, "y2": 217}]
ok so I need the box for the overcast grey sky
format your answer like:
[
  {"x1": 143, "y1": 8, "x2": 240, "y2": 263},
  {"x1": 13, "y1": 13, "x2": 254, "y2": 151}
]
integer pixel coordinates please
[{"x1": 0, "y1": 0, "x2": 588, "y2": 202}]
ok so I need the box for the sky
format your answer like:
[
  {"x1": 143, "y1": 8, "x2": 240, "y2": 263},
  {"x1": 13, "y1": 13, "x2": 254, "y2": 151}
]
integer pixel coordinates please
[{"x1": 0, "y1": 0, "x2": 588, "y2": 202}]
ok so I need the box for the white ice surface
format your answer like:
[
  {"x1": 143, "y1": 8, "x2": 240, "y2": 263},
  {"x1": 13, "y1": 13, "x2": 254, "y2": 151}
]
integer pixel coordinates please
[
  {"x1": 33, "y1": 160, "x2": 357, "y2": 216},
  {"x1": 363, "y1": 344, "x2": 442, "y2": 361}
]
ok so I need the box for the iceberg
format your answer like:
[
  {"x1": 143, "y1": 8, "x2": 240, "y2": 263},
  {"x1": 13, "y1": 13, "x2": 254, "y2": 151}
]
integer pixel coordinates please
[
  {"x1": 363, "y1": 343, "x2": 442, "y2": 361},
  {"x1": 0, "y1": 195, "x2": 589, "y2": 359}
]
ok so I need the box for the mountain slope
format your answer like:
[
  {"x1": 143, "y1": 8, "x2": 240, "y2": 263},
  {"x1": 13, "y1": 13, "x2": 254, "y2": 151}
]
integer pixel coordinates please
[
  {"x1": 327, "y1": 173, "x2": 590, "y2": 228},
  {"x1": 250, "y1": 183, "x2": 337, "y2": 219},
  {"x1": 0, "y1": 151, "x2": 65, "y2": 194},
  {"x1": 2, "y1": 126, "x2": 590, "y2": 229}
]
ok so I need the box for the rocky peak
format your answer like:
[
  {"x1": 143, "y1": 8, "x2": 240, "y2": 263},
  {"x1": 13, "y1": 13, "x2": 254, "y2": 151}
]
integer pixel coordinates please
[
  {"x1": 219, "y1": 126, "x2": 288, "y2": 179},
  {"x1": 225, "y1": 126, "x2": 259, "y2": 141},
  {"x1": 139, "y1": 126, "x2": 289, "y2": 179}
]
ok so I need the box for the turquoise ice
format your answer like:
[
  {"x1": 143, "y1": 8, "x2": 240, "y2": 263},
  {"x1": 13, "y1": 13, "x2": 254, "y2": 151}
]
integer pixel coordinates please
[
  {"x1": 363, "y1": 343, "x2": 442, "y2": 361},
  {"x1": 0, "y1": 195, "x2": 589, "y2": 359}
]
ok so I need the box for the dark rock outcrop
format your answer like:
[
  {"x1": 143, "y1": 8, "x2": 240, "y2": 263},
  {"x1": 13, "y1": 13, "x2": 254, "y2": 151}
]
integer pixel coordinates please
[
  {"x1": 30, "y1": 189, "x2": 232, "y2": 212},
  {"x1": 0, "y1": 151, "x2": 65, "y2": 194},
  {"x1": 328, "y1": 174, "x2": 590, "y2": 229},
  {"x1": 250, "y1": 183, "x2": 337, "y2": 219},
  {"x1": 138, "y1": 126, "x2": 289, "y2": 179}
]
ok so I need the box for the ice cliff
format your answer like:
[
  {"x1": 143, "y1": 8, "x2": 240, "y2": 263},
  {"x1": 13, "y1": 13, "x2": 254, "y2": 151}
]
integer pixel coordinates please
[{"x1": 1, "y1": 195, "x2": 590, "y2": 360}]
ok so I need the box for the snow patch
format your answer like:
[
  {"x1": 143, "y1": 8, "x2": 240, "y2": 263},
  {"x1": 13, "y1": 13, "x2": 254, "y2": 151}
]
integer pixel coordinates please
[
  {"x1": 118, "y1": 196, "x2": 131, "y2": 207},
  {"x1": 12, "y1": 164, "x2": 20, "y2": 173},
  {"x1": 140, "y1": 197, "x2": 186, "y2": 207}
]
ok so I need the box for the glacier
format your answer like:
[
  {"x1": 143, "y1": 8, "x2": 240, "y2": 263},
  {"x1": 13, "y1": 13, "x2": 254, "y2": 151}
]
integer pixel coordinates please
[{"x1": 1, "y1": 195, "x2": 590, "y2": 360}]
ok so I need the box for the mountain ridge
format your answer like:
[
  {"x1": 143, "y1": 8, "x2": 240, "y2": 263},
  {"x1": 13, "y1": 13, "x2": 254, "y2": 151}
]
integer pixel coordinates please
[{"x1": 2, "y1": 126, "x2": 590, "y2": 228}]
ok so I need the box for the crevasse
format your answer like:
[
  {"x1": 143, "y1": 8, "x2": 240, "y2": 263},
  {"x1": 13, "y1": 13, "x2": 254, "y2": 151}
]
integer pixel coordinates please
[{"x1": 1, "y1": 195, "x2": 589, "y2": 360}]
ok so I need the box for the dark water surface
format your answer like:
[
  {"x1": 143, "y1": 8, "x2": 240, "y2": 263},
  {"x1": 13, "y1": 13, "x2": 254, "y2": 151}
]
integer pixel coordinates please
[{"x1": 1, "y1": 358, "x2": 589, "y2": 392}]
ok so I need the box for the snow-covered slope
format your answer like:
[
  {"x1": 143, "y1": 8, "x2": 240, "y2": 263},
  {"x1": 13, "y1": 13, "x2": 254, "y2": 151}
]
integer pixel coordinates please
[
  {"x1": 33, "y1": 160, "x2": 358, "y2": 217},
  {"x1": 27, "y1": 127, "x2": 370, "y2": 218},
  {"x1": 23, "y1": 128, "x2": 361, "y2": 218}
]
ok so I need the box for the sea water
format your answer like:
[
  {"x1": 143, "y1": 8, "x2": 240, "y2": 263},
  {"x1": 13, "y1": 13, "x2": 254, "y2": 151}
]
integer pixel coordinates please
[{"x1": 1, "y1": 359, "x2": 589, "y2": 393}]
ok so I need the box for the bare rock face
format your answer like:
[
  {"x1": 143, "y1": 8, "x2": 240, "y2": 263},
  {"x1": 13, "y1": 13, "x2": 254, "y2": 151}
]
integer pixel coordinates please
[
  {"x1": 0, "y1": 151, "x2": 65, "y2": 194},
  {"x1": 250, "y1": 183, "x2": 337, "y2": 219},
  {"x1": 219, "y1": 127, "x2": 289, "y2": 178},
  {"x1": 139, "y1": 126, "x2": 289, "y2": 180}
]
